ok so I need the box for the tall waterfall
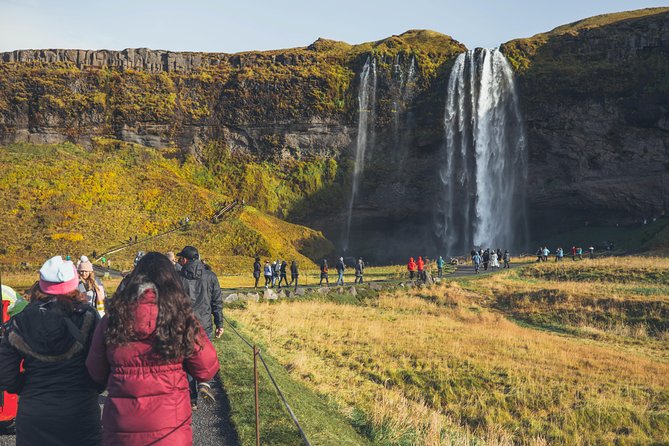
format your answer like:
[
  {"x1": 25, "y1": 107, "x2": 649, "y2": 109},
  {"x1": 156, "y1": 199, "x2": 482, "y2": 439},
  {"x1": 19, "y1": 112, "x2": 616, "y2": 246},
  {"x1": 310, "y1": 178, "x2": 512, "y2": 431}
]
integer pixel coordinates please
[
  {"x1": 438, "y1": 48, "x2": 527, "y2": 255},
  {"x1": 392, "y1": 56, "x2": 416, "y2": 166},
  {"x1": 343, "y1": 57, "x2": 377, "y2": 252}
]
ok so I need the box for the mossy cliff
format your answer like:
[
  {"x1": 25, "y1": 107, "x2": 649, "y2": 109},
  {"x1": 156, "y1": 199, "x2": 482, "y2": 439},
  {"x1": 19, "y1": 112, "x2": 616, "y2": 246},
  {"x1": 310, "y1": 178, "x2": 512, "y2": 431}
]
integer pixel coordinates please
[
  {"x1": 2, "y1": 9, "x2": 669, "y2": 260},
  {"x1": 501, "y1": 8, "x2": 669, "y2": 236}
]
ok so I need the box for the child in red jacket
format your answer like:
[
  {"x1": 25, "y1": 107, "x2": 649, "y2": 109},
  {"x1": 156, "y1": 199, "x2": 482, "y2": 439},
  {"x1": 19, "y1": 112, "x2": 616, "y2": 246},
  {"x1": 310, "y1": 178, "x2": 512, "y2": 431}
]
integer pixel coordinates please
[{"x1": 86, "y1": 252, "x2": 220, "y2": 446}]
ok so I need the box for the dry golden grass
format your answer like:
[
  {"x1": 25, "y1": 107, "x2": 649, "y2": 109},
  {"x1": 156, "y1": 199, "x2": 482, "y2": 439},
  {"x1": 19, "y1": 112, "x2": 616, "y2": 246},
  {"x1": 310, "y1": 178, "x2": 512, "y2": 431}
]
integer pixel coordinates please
[{"x1": 228, "y1": 281, "x2": 669, "y2": 445}]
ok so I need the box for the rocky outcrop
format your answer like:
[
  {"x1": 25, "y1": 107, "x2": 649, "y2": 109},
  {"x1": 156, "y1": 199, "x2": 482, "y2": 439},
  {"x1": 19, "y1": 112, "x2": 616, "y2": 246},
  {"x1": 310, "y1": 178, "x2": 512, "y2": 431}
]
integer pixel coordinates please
[{"x1": 502, "y1": 8, "x2": 669, "y2": 236}]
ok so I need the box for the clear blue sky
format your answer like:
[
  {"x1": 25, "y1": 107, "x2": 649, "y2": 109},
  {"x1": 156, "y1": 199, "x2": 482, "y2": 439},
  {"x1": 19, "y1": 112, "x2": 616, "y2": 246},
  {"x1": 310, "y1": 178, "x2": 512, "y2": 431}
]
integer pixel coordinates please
[{"x1": 0, "y1": 0, "x2": 666, "y2": 53}]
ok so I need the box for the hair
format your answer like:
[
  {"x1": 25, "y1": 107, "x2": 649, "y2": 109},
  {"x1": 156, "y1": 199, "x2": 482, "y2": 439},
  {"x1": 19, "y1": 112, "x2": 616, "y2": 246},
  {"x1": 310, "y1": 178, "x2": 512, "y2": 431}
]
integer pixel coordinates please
[
  {"x1": 79, "y1": 270, "x2": 101, "y2": 299},
  {"x1": 105, "y1": 252, "x2": 202, "y2": 361},
  {"x1": 29, "y1": 281, "x2": 88, "y2": 314}
]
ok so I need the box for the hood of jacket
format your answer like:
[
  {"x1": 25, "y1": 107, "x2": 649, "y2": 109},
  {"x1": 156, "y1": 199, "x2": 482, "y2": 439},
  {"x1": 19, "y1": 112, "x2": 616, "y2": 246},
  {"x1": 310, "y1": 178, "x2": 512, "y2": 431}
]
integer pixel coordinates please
[
  {"x1": 132, "y1": 283, "x2": 159, "y2": 340},
  {"x1": 13, "y1": 300, "x2": 91, "y2": 357},
  {"x1": 181, "y1": 259, "x2": 204, "y2": 280}
]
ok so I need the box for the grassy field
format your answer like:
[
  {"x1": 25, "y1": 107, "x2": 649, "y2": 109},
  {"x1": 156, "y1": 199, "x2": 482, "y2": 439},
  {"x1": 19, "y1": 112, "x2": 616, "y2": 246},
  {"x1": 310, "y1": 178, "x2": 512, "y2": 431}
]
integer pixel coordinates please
[{"x1": 221, "y1": 257, "x2": 669, "y2": 445}]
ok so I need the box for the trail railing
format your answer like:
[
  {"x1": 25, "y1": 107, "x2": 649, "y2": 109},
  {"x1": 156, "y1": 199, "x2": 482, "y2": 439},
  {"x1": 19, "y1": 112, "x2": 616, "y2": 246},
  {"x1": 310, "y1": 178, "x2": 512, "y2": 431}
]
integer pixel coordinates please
[{"x1": 223, "y1": 315, "x2": 312, "y2": 446}]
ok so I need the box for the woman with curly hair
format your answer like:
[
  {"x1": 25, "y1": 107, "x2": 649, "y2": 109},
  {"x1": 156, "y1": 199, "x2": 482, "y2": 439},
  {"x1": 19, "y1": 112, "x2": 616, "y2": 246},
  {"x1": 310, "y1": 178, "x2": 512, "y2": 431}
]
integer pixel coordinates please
[
  {"x1": 0, "y1": 256, "x2": 101, "y2": 446},
  {"x1": 86, "y1": 252, "x2": 219, "y2": 445}
]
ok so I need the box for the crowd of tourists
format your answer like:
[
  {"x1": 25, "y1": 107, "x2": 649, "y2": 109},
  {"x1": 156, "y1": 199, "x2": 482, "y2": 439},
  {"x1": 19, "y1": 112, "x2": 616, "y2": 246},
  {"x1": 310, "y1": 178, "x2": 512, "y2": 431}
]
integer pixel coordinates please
[
  {"x1": 0, "y1": 245, "x2": 224, "y2": 445},
  {"x1": 535, "y1": 245, "x2": 597, "y2": 262},
  {"x1": 470, "y1": 249, "x2": 511, "y2": 274},
  {"x1": 253, "y1": 256, "x2": 366, "y2": 290}
]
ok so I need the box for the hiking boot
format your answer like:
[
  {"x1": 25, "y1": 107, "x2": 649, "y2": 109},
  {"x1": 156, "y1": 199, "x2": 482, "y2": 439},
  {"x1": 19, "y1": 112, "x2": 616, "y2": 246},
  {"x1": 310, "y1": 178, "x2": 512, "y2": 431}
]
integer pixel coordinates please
[{"x1": 198, "y1": 383, "x2": 216, "y2": 403}]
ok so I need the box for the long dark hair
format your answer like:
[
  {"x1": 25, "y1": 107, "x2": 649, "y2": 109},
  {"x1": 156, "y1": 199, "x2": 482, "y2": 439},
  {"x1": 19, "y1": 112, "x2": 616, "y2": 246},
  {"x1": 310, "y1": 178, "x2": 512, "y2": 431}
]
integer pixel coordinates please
[
  {"x1": 29, "y1": 282, "x2": 88, "y2": 314},
  {"x1": 105, "y1": 252, "x2": 202, "y2": 360}
]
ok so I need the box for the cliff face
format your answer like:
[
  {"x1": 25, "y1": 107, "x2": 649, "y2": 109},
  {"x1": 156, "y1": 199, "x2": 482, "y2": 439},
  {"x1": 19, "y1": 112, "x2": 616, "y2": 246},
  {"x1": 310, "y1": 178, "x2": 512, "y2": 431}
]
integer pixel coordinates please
[
  {"x1": 502, "y1": 8, "x2": 669, "y2": 236},
  {"x1": 2, "y1": 9, "x2": 669, "y2": 259}
]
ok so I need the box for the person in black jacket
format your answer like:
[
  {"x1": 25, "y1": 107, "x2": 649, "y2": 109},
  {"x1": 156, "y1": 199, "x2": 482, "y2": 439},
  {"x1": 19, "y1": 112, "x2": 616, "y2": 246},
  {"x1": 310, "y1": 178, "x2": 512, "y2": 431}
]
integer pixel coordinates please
[
  {"x1": 289, "y1": 261, "x2": 299, "y2": 291},
  {"x1": 253, "y1": 257, "x2": 261, "y2": 289},
  {"x1": 0, "y1": 256, "x2": 101, "y2": 446},
  {"x1": 278, "y1": 260, "x2": 288, "y2": 289},
  {"x1": 177, "y1": 245, "x2": 223, "y2": 407}
]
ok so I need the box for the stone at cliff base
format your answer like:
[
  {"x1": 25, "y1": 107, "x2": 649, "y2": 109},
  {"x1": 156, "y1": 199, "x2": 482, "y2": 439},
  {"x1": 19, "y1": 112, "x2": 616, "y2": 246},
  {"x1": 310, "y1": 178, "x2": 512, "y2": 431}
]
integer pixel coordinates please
[
  {"x1": 317, "y1": 287, "x2": 330, "y2": 294},
  {"x1": 295, "y1": 288, "x2": 306, "y2": 296},
  {"x1": 348, "y1": 286, "x2": 358, "y2": 296},
  {"x1": 424, "y1": 271, "x2": 434, "y2": 286},
  {"x1": 278, "y1": 290, "x2": 287, "y2": 299},
  {"x1": 224, "y1": 293, "x2": 238, "y2": 303},
  {"x1": 263, "y1": 289, "x2": 278, "y2": 300}
]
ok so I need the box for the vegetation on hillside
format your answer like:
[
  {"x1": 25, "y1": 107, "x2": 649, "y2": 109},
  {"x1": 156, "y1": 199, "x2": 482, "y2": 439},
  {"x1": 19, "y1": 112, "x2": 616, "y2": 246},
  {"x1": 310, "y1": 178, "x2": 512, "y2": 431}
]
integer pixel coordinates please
[
  {"x1": 0, "y1": 142, "x2": 333, "y2": 271},
  {"x1": 224, "y1": 258, "x2": 669, "y2": 445}
]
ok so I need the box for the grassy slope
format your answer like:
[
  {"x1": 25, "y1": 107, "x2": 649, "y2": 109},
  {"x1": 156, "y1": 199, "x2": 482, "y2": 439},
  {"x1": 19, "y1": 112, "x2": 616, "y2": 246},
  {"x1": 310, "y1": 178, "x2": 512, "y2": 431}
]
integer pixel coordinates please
[
  {"x1": 215, "y1": 324, "x2": 371, "y2": 446},
  {"x1": 223, "y1": 259, "x2": 669, "y2": 445},
  {"x1": 502, "y1": 7, "x2": 669, "y2": 72},
  {"x1": 0, "y1": 142, "x2": 333, "y2": 272}
]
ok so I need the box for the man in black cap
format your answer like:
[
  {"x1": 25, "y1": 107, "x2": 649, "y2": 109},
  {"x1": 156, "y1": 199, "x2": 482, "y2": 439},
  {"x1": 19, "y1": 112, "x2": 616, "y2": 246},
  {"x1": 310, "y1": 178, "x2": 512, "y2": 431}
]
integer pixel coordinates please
[{"x1": 177, "y1": 245, "x2": 223, "y2": 408}]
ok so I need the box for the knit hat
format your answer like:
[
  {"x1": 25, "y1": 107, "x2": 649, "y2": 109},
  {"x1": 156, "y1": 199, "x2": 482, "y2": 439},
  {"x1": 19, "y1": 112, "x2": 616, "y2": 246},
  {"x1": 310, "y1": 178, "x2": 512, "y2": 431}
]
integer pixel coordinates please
[
  {"x1": 78, "y1": 261, "x2": 94, "y2": 272},
  {"x1": 39, "y1": 256, "x2": 79, "y2": 295}
]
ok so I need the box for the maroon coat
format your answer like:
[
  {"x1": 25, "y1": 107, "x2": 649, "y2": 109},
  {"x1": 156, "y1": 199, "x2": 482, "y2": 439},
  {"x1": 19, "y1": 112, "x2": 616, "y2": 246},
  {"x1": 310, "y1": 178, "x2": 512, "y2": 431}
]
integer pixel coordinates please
[{"x1": 86, "y1": 285, "x2": 220, "y2": 445}]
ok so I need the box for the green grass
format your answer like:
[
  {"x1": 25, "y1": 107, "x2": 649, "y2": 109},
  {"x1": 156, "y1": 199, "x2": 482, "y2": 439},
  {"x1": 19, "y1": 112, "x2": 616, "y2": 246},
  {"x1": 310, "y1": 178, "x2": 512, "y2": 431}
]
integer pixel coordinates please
[{"x1": 216, "y1": 320, "x2": 372, "y2": 446}]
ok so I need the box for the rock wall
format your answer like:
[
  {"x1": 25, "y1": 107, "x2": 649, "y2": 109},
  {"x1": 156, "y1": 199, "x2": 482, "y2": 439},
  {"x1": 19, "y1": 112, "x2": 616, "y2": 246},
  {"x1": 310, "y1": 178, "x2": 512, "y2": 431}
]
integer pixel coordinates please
[{"x1": 502, "y1": 8, "x2": 669, "y2": 238}]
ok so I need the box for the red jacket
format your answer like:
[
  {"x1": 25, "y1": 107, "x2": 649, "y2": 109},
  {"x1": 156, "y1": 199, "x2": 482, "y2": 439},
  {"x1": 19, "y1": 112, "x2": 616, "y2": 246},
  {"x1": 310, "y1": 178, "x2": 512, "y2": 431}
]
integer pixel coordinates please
[
  {"x1": 86, "y1": 285, "x2": 220, "y2": 445},
  {"x1": 417, "y1": 257, "x2": 425, "y2": 271},
  {"x1": 407, "y1": 258, "x2": 417, "y2": 272}
]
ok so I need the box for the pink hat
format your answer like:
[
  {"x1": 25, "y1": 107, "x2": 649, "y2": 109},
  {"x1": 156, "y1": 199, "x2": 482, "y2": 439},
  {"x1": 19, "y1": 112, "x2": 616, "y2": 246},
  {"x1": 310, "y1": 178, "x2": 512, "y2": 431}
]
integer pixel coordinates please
[
  {"x1": 78, "y1": 261, "x2": 94, "y2": 272},
  {"x1": 39, "y1": 256, "x2": 79, "y2": 295}
]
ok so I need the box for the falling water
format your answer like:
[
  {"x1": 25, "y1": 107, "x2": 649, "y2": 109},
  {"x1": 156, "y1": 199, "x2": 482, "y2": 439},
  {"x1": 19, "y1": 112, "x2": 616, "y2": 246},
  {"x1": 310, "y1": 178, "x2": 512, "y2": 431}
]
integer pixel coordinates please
[
  {"x1": 392, "y1": 56, "x2": 417, "y2": 166},
  {"x1": 343, "y1": 57, "x2": 377, "y2": 252},
  {"x1": 438, "y1": 48, "x2": 527, "y2": 254}
]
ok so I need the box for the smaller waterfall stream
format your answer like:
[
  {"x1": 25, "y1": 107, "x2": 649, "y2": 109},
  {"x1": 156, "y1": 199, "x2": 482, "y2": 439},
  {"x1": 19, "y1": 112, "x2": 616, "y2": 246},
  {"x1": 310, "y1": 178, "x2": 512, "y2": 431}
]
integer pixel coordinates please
[{"x1": 343, "y1": 57, "x2": 377, "y2": 252}]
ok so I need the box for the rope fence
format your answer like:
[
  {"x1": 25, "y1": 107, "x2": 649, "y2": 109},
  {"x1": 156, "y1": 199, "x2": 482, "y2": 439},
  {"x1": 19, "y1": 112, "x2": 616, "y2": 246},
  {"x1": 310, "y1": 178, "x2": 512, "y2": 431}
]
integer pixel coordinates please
[{"x1": 222, "y1": 315, "x2": 312, "y2": 446}]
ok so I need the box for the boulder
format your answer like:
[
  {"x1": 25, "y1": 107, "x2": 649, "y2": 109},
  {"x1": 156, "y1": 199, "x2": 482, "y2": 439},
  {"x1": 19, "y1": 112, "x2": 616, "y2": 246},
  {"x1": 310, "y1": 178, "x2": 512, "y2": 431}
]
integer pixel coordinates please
[
  {"x1": 348, "y1": 286, "x2": 358, "y2": 296},
  {"x1": 317, "y1": 287, "x2": 330, "y2": 294},
  {"x1": 264, "y1": 289, "x2": 278, "y2": 300},
  {"x1": 278, "y1": 290, "x2": 287, "y2": 299},
  {"x1": 369, "y1": 283, "x2": 382, "y2": 290},
  {"x1": 424, "y1": 271, "x2": 434, "y2": 286},
  {"x1": 224, "y1": 293, "x2": 239, "y2": 303},
  {"x1": 295, "y1": 287, "x2": 306, "y2": 296},
  {"x1": 246, "y1": 292, "x2": 260, "y2": 302}
]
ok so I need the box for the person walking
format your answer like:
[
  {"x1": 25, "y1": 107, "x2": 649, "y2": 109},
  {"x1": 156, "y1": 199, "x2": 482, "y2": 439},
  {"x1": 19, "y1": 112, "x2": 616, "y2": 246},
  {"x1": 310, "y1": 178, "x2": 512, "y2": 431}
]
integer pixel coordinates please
[
  {"x1": 278, "y1": 260, "x2": 289, "y2": 289},
  {"x1": 571, "y1": 246, "x2": 577, "y2": 261},
  {"x1": 77, "y1": 259, "x2": 106, "y2": 316},
  {"x1": 167, "y1": 251, "x2": 182, "y2": 272},
  {"x1": 482, "y1": 250, "x2": 490, "y2": 271},
  {"x1": 472, "y1": 251, "x2": 482, "y2": 273},
  {"x1": 417, "y1": 256, "x2": 425, "y2": 282},
  {"x1": 289, "y1": 261, "x2": 299, "y2": 291},
  {"x1": 588, "y1": 246, "x2": 595, "y2": 259},
  {"x1": 577, "y1": 247, "x2": 583, "y2": 260},
  {"x1": 273, "y1": 259, "x2": 281, "y2": 288},
  {"x1": 407, "y1": 257, "x2": 417, "y2": 280},
  {"x1": 503, "y1": 250, "x2": 511, "y2": 268},
  {"x1": 436, "y1": 256, "x2": 445, "y2": 278},
  {"x1": 263, "y1": 260, "x2": 273, "y2": 288},
  {"x1": 335, "y1": 257, "x2": 345, "y2": 286},
  {"x1": 177, "y1": 246, "x2": 223, "y2": 407},
  {"x1": 319, "y1": 258, "x2": 329, "y2": 286},
  {"x1": 0, "y1": 256, "x2": 101, "y2": 446},
  {"x1": 86, "y1": 252, "x2": 219, "y2": 445},
  {"x1": 355, "y1": 258, "x2": 365, "y2": 284},
  {"x1": 270, "y1": 260, "x2": 278, "y2": 288},
  {"x1": 253, "y1": 257, "x2": 261, "y2": 289},
  {"x1": 490, "y1": 250, "x2": 500, "y2": 269},
  {"x1": 542, "y1": 246, "x2": 550, "y2": 262}
]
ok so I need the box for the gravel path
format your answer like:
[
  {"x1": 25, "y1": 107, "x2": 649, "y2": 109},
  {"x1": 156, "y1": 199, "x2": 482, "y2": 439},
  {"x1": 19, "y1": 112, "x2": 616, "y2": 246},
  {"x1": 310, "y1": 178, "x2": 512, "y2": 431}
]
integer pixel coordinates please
[{"x1": 0, "y1": 376, "x2": 239, "y2": 446}]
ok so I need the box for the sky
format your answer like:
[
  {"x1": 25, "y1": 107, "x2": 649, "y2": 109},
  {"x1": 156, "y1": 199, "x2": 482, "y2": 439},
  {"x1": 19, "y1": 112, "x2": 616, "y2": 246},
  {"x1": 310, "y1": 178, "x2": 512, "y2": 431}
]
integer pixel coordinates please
[{"x1": 0, "y1": 0, "x2": 666, "y2": 53}]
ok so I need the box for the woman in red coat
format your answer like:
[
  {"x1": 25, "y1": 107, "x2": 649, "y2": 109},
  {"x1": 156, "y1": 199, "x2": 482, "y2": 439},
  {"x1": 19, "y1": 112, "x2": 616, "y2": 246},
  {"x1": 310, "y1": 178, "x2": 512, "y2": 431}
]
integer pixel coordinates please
[
  {"x1": 407, "y1": 258, "x2": 417, "y2": 279},
  {"x1": 86, "y1": 252, "x2": 220, "y2": 445}
]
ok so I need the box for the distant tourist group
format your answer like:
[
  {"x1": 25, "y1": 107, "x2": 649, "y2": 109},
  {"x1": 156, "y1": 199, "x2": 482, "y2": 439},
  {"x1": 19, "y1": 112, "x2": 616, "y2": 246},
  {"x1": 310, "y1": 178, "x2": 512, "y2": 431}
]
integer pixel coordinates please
[
  {"x1": 535, "y1": 245, "x2": 597, "y2": 262},
  {"x1": 253, "y1": 256, "x2": 366, "y2": 290},
  {"x1": 470, "y1": 249, "x2": 511, "y2": 274}
]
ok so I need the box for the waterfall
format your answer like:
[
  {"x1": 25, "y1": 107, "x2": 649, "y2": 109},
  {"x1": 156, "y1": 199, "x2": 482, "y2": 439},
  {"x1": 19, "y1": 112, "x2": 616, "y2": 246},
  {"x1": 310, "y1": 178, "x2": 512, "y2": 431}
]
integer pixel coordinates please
[
  {"x1": 438, "y1": 48, "x2": 527, "y2": 255},
  {"x1": 343, "y1": 57, "x2": 377, "y2": 252},
  {"x1": 393, "y1": 56, "x2": 417, "y2": 167}
]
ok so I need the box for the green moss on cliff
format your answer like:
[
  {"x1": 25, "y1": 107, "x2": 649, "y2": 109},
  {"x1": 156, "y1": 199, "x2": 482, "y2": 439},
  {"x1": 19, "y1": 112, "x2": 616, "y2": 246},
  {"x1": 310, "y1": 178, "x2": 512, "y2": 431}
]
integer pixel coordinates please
[{"x1": 0, "y1": 142, "x2": 333, "y2": 271}]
